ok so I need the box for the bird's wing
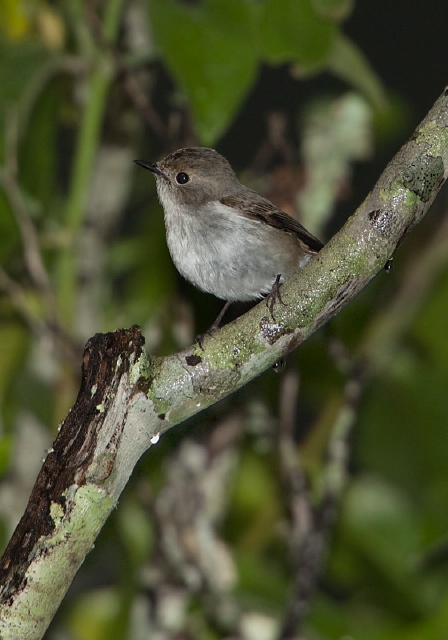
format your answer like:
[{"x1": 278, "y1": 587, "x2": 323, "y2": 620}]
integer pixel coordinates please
[{"x1": 220, "y1": 194, "x2": 323, "y2": 253}]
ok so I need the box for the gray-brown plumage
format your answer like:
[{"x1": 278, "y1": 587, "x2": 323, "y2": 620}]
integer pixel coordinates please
[{"x1": 135, "y1": 147, "x2": 323, "y2": 304}]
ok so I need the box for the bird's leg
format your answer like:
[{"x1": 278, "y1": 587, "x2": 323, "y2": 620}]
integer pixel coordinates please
[
  {"x1": 196, "y1": 300, "x2": 232, "y2": 349},
  {"x1": 211, "y1": 300, "x2": 232, "y2": 330},
  {"x1": 266, "y1": 274, "x2": 286, "y2": 319}
]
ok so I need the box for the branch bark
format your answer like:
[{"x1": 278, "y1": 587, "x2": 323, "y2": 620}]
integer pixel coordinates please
[{"x1": 1, "y1": 88, "x2": 448, "y2": 638}]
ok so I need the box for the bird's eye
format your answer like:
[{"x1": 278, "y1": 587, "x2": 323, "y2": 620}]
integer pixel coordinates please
[{"x1": 176, "y1": 172, "x2": 190, "y2": 185}]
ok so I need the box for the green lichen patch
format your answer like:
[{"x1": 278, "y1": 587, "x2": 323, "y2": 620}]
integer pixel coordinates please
[
  {"x1": 416, "y1": 121, "x2": 448, "y2": 157},
  {"x1": 129, "y1": 350, "x2": 153, "y2": 385},
  {"x1": 146, "y1": 388, "x2": 171, "y2": 416}
]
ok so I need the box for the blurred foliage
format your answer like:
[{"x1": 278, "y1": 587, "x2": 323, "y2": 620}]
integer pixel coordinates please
[
  {"x1": 0, "y1": 1, "x2": 448, "y2": 639},
  {"x1": 147, "y1": 0, "x2": 385, "y2": 144}
]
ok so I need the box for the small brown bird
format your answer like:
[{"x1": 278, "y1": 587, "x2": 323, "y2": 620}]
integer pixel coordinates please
[{"x1": 135, "y1": 147, "x2": 323, "y2": 325}]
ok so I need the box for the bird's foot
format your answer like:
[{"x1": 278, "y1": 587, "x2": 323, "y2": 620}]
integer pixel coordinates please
[
  {"x1": 196, "y1": 326, "x2": 217, "y2": 350},
  {"x1": 266, "y1": 274, "x2": 286, "y2": 320},
  {"x1": 196, "y1": 301, "x2": 232, "y2": 349}
]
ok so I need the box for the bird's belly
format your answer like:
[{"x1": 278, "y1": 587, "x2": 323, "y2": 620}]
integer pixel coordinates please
[{"x1": 165, "y1": 208, "x2": 306, "y2": 302}]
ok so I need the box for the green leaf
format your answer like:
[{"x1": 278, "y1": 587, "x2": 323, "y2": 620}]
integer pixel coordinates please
[
  {"x1": 298, "y1": 92, "x2": 373, "y2": 234},
  {"x1": 236, "y1": 550, "x2": 288, "y2": 607},
  {"x1": 148, "y1": 0, "x2": 259, "y2": 144},
  {"x1": 328, "y1": 34, "x2": 387, "y2": 110},
  {"x1": 68, "y1": 588, "x2": 123, "y2": 640},
  {"x1": 378, "y1": 594, "x2": 448, "y2": 640},
  {"x1": 0, "y1": 39, "x2": 51, "y2": 107},
  {"x1": 336, "y1": 477, "x2": 429, "y2": 616},
  {"x1": 259, "y1": 0, "x2": 336, "y2": 71},
  {"x1": 19, "y1": 77, "x2": 61, "y2": 210},
  {"x1": 0, "y1": 322, "x2": 29, "y2": 436},
  {"x1": 117, "y1": 495, "x2": 154, "y2": 568}
]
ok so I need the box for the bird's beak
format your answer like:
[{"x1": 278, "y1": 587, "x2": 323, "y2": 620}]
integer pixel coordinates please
[{"x1": 134, "y1": 159, "x2": 165, "y2": 177}]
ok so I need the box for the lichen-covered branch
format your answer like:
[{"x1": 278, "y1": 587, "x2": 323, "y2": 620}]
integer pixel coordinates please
[{"x1": 1, "y1": 88, "x2": 448, "y2": 639}]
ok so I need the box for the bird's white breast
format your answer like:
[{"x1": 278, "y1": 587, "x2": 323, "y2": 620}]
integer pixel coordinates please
[{"x1": 159, "y1": 191, "x2": 307, "y2": 301}]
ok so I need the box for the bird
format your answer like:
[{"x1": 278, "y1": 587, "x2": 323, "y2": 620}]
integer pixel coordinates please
[{"x1": 135, "y1": 147, "x2": 323, "y2": 329}]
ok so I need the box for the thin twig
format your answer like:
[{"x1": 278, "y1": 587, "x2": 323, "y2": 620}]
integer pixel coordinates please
[
  {"x1": 0, "y1": 267, "x2": 47, "y2": 338},
  {"x1": 1, "y1": 110, "x2": 80, "y2": 365},
  {"x1": 87, "y1": 2, "x2": 168, "y2": 139},
  {"x1": 277, "y1": 370, "x2": 318, "y2": 640},
  {"x1": 2, "y1": 110, "x2": 54, "y2": 307},
  {"x1": 0, "y1": 266, "x2": 81, "y2": 368}
]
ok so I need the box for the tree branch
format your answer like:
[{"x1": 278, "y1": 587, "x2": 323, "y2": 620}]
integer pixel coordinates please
[{"x1": 1, "y1": 88, "x2": 448, "y2": 639}]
